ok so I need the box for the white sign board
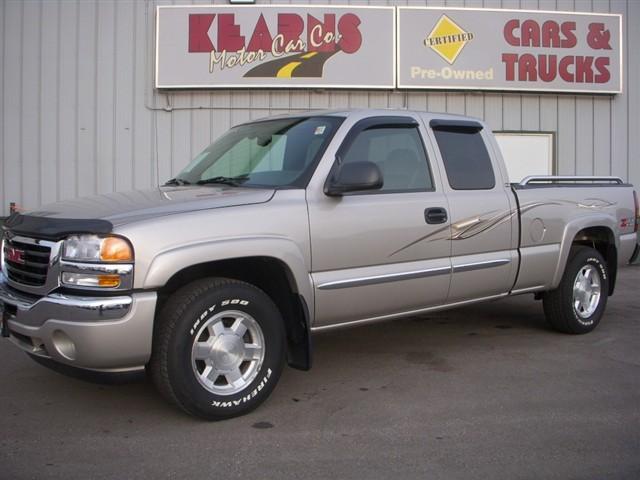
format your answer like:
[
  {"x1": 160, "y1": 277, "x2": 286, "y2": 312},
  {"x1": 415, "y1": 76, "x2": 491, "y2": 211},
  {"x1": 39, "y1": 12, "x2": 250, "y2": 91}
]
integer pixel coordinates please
[
  {"x1": 155, "y1": 5, "x2": 396, "y2": 89},
  {"x1": 397, "y1": 7, "x2": 622, "y2": 93}
]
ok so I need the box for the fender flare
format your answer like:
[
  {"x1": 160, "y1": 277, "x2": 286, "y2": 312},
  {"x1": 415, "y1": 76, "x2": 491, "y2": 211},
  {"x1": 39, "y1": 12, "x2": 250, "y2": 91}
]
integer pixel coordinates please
[
  {"x1": 143, "y1": 235, "x2": 314, "y2": 324},
  {"x1": 551, "y1": 214, "x2": 618, "y2": 289}
]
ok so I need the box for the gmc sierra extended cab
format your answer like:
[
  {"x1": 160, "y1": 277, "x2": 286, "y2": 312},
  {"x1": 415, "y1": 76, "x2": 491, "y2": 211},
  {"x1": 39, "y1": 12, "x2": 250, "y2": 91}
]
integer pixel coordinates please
[{"x1": 1, "y1": 110, "x2": 638, "y2": 420}]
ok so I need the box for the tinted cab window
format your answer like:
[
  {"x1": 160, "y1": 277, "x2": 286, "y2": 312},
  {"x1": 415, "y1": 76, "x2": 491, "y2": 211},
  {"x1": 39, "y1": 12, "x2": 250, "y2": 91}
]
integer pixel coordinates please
[{"x1": 433, "y1": 127, "x2": 495, "y2": 190}]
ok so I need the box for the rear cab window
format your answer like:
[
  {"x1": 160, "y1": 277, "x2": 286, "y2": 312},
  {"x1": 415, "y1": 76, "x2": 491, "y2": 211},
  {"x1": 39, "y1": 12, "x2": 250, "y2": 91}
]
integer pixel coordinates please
[{"x1": 430, "y1": 119, "x2": 495, "y2": 190}]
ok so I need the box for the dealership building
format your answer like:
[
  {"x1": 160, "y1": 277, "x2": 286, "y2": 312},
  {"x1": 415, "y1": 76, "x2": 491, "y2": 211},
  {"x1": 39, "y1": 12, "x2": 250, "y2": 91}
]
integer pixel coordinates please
[{"x1": 1, "y1": 0, "x2": 638, "y2": 216}]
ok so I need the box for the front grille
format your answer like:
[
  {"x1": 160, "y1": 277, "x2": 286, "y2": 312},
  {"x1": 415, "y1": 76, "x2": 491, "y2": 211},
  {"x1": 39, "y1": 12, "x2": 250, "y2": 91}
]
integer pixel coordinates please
[{"x1": 3, "y1": 238, "x2": 51, "y2": 287}]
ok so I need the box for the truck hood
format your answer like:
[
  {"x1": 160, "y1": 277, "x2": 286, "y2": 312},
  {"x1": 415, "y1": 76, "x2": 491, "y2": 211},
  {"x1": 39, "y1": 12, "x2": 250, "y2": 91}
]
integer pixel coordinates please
[{"x1": 4, "y1": 186, "x2": 275, "y2": 239}]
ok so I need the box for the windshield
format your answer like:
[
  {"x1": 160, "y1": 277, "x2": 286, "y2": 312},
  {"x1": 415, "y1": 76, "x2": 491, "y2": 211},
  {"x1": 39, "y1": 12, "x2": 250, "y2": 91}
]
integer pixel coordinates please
[{"x1": 172, "y1": 116, "x2": 343, "y2": 188}]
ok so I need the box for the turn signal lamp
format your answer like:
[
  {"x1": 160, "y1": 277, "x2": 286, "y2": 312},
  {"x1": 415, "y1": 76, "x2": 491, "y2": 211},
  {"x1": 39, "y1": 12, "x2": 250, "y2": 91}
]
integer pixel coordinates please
[
  {"x1": 100, "y1": 237, "x2": 134, "y2": 262},
  {"x1": 61, "y1": 272, "x2": 122, "y2": 288}
]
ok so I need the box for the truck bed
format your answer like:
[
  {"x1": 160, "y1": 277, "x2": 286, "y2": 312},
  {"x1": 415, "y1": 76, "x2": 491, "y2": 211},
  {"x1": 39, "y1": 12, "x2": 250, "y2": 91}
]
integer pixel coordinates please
[{"x1": 510, "y1": 176, "x2": 637, "y2": 294}]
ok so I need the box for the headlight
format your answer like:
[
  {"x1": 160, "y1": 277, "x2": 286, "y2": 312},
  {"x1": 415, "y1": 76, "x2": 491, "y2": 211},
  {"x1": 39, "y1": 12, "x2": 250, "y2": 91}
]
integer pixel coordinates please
[{"x1": 62, "y1": 235, "x2": 134, "y2": 263}]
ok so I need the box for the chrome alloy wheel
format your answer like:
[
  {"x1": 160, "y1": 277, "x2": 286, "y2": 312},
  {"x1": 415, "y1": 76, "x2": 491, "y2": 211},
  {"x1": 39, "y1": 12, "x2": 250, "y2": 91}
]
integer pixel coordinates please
[
  {"x1": 572, "y1": 264, "x2": 602, "y2": 319},
  {"x1": 190, "y1": 310, "x2": 265, "y2": 396}
]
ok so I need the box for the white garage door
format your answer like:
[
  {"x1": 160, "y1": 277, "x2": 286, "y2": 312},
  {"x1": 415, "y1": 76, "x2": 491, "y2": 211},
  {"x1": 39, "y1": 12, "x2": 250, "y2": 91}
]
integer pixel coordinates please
[{"x1": 494, "y1": 133, "x2": 554, "y2": 183}]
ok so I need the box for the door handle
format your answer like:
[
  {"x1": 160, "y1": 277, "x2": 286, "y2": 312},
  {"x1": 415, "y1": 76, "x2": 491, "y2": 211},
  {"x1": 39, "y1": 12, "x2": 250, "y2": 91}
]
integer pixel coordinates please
[{"x1": 425, "y1": 207, "x2": 448, "y2": 224}]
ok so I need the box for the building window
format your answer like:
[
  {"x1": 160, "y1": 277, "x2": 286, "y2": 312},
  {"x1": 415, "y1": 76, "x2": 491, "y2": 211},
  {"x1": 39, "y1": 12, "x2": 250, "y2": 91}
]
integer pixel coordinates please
[{"x1": 494, "y1": 132, "x2": 554, "y2": 183}]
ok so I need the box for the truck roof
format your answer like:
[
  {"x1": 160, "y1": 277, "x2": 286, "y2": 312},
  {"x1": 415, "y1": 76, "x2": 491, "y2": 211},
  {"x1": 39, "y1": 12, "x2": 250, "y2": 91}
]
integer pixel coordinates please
[{"x1": 241, "y1": 108, "x2": 482, "y2": 126}]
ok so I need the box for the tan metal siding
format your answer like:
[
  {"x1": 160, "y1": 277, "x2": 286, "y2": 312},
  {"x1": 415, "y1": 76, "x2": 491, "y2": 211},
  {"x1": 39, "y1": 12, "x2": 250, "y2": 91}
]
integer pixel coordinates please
[
  {"x1": 630, "y1": 0, "x2": 640, "y2": 186},
  {"x1": 0, "y1": 0, "x2": 5, "y2": 214},
  {"x1": 4, "y1": 0, "x2": 22, "y2": 214},
  {"x1": 1, "y1": 0, "x2": 639, "y2": 215}
]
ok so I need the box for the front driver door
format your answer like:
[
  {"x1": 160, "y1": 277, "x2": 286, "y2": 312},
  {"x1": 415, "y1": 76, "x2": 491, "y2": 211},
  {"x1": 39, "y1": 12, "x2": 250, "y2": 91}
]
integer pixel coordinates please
[{"x1": 306, "y1": 115, "x2": 452, "y2": 329}]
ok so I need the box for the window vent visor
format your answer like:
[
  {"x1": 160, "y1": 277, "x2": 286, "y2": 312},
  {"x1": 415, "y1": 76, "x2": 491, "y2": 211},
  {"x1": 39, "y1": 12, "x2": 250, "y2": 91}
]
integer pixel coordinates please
[{"x1": 429, "y1": 119, "x2": 484, "y2": 133}]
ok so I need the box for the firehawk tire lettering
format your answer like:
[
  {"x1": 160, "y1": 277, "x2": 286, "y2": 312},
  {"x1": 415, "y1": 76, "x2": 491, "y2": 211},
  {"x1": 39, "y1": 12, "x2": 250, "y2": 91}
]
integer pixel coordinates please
[{"x1": 211, "y1": 368, "x2": 273, "y2": 408}]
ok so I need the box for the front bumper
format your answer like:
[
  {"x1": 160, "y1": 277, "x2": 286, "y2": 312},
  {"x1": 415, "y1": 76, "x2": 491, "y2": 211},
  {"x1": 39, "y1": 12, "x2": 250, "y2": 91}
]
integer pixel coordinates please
[{"x1": 1, "y1": 277, "x2": 156, "y2": 372}]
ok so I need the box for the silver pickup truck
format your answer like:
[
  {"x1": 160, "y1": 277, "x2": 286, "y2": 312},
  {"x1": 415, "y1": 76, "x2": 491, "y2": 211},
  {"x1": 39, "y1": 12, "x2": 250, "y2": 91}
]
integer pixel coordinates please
[{"x1": 2, "y1": 109, "x2": 638, "y2": 419}]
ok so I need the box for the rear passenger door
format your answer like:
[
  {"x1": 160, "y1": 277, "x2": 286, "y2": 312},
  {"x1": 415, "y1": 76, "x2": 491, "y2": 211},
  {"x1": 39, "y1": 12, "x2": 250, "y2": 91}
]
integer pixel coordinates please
[
  {"x1": 428, "y1": 119, "x2": 518, "y2": 302},
  {"x1": 307, "y1": 115, "x2": 451, "y2": 328}
]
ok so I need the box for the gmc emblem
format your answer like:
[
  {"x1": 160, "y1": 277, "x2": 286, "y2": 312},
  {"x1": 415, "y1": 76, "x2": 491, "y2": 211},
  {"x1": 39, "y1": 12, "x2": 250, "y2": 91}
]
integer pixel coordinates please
[{"x1": 6, "y1": 246, "x2": 25, "y2": 265}]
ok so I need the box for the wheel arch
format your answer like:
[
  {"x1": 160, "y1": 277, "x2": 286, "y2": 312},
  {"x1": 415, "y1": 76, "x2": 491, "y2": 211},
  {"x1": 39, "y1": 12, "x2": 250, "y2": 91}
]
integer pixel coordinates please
[
  {"x1": 552, "y1": 217, "x2": 618, "y2": 295},
  {"x1": 145, "y1": 239, "x2": 314, "y2": 370}
]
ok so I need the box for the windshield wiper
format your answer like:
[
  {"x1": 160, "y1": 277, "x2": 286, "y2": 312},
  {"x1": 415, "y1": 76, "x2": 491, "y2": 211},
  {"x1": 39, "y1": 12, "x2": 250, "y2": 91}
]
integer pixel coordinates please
[
  {"x1": 196, "y1": 175, "x2": 250, "y2": 187},
  {"x1": 164, "y1": 178, "x2": 192, "y2": 186}
]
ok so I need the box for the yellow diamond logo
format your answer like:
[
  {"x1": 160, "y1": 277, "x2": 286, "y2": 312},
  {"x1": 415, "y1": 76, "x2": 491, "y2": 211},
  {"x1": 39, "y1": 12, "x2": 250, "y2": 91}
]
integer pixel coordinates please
[{"x1": 424, "y1": 15, "x2": 474, "y2": 65}]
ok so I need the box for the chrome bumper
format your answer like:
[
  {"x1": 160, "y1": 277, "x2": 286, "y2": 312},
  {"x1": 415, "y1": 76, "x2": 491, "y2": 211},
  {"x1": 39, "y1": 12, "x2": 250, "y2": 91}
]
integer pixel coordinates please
[{"x1": 0, "y1": 277, "x2": 157, "y2": 372}]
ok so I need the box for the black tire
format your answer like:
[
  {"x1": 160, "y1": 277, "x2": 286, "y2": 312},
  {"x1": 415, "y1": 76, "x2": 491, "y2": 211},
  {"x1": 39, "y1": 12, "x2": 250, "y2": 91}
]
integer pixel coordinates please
[
  {"x1": 149, "y1": 277, "x2": 285, "y2": 420},
  {"x1": 542, "y1": 246, "x2": 609, "y2": 334}
]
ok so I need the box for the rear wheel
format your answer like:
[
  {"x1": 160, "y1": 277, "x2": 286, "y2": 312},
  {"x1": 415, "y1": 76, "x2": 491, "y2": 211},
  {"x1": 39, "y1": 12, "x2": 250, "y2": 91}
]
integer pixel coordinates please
[
  {"x1": 150, "y1": 278, "x2": 285, "y2": 420},
  {"x1": 543, "y1": 246, "x2": 609, "y2": 334}
]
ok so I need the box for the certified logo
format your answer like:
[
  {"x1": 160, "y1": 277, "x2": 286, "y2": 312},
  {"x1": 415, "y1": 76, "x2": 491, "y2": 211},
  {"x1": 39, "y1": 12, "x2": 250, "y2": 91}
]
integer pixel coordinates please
[
  {"x1": 424, "y1": 15, "x2": 474, "y2": 64},
  {"x1": 6, "y1": 247, "x2": 25, "y2": 265}
]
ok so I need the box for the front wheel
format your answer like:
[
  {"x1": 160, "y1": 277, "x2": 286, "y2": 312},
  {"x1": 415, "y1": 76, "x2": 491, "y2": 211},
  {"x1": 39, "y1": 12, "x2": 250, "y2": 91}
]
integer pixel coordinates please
[
  {"x1": 542, "y1": 246, "x2": 609, "y2": 334},
  {"x1": 150, "y1": 278, "x2": 285, "y2": 420}
]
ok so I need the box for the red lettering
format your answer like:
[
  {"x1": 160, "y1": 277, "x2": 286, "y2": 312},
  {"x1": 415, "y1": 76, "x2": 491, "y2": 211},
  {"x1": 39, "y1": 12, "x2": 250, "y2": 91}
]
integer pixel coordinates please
[
  {"x1": 595, "y1": 57, "x2": 610, "y2": 83},
  {"x1": 587, "y1": 23, "x2": 612, "y2": 50},
  {"x1": 504, "y1": 19, "x2": 576, "y2": 49},
  {"x1": 538, "y1": 55, "x2": 557, "y2": 82},
  {"x1": 278, "y1": 14, "x2": 304, "y2": 51},
  {"x1": 521, "y1": 20, "x2": 540, "y2": 47},
  {"x1": 502, "y1": 53, "x2": 518, "y2": 81},
  {"x1": 541, "y1": 21, "x2": 560, "y2": 48},
  {"x1": 504, "y1": 19, "x2": 520, "y2": 46},
  {"x1": 518, "y1": 53, "x2": 537, "y2": 81},
  {"x1": 337, "y1": 13, "x2": 362, "y2": 54},
  {"x1": 217, "y1": 14, "x2": 245, "y2": 52},
  {"x1": 575, "y1": 56, "x2": 594, "y2": 83},
  {"x1": 560, "y1": 22, "x2": 576, "y2": 48},
  {"x1": 247, "y1": 14, "x2": 273, "y2": 52},
  {"x1": 500, "y1": 54, "x2": 609, "y2": 85},
  {"x1": 559, "y1": 56, "x2": 574, "y2": 82},
  {"x1": 188, "y1": 14, "x2": 214, "y2": 52},
  {"x1": 307, "y1": 14, "x2": 336, "y2": 52}
]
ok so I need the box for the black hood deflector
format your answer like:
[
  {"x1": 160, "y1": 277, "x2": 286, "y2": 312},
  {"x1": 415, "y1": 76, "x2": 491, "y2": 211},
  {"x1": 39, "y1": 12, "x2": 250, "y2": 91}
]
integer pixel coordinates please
[{"x1": 3, "y1": 213, "x2": 113, "y2": 241}]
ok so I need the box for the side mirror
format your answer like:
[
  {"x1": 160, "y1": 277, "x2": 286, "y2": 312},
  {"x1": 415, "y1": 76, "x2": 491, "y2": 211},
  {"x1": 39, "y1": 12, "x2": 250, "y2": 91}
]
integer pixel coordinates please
[{"x1": 325, "y1": 161, "x2": 384, "y2": 196}]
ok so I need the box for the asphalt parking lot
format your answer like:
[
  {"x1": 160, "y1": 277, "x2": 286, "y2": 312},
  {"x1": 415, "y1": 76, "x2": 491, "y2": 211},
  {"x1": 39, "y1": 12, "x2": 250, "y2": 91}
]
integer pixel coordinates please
[{"x1": 1, "y1": 267, "x2": 639, "y2": 480}]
